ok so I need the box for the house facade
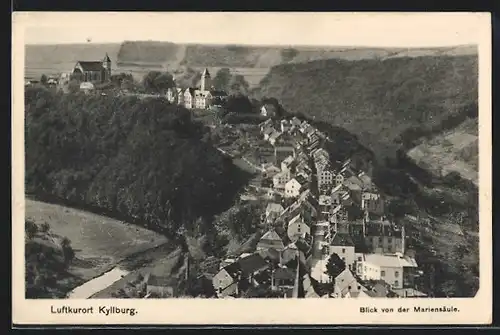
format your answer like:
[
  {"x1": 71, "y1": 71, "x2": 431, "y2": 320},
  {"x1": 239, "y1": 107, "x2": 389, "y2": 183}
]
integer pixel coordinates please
[
  {"x1": 168, "y1": 68, "x2": 228, "y2": 110},
  {"x1": 361, "y1": 191, "x2": 385, "y2": 215},
  {"x1": 285, "y1": 178, "x2": 306, "y2": 198},
  {"x1": 287, "y1": 214, "x2": 311, "y2": 241},
  {"x1": 358, "y1": 253, "x2": 417, "y2": 289},
  {"x1": 145, "y1": 274, "x2": 176, "y2": 298}
]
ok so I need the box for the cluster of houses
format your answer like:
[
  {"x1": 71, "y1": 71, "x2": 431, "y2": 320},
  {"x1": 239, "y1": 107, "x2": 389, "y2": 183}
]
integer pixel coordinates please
[
  {"x1": 211, "y1": 115, "x2": 427, "y2": 299},
  {"x1": 165, "y1": 68, "x2": 228, "y2": 109}
]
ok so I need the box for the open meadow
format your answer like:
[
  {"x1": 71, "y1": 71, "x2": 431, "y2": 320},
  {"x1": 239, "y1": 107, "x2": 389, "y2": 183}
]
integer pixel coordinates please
[{"x1": 25, "y1": 199, "x2": 169, "y2": 282}]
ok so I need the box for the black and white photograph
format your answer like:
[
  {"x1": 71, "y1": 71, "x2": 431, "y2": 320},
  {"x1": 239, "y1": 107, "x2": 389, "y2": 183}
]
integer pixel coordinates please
[{"x1": 13, "y1": 12, "x2": 491, "y2": 325}]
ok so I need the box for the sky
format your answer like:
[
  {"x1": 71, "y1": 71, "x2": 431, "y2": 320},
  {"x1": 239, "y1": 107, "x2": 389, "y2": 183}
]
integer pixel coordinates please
[{"x1": 15, "y1": 12, "x2": 488, "y2": 47}]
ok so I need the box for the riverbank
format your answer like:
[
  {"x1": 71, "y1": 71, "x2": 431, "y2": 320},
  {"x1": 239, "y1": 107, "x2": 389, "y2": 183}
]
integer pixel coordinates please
[{"x1": 25, "y1": 199, "x2": 171, "y2": 298}]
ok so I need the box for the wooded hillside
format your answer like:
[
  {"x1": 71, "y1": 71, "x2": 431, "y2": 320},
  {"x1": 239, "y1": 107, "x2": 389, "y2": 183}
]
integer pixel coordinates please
[
  {"x1": 25, "y1": 86, "x2": 251, "y2": 239},
  {"x1": 254, "y1": 55, "x2": 478, "y2": 158}
]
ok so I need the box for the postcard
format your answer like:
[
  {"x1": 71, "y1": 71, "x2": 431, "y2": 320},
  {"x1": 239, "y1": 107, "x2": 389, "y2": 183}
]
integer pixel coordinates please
[{"x1": 12, "y1": 11, "x2": 492, "y2": 325}]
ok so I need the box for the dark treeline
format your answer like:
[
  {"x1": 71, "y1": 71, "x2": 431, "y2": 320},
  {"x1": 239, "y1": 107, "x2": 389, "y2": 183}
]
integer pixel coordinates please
[{"x1": 25, "y1": 86, "x2": 252, "y2": 240}]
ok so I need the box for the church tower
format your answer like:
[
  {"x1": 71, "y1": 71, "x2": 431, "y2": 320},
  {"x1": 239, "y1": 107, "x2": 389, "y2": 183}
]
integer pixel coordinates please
[
  {"x1": 102, "y1": 53, "x2": 112, "y2": 82},
  {"x1": 200, "y1": 68, "x2": 211, "y2": 92}
]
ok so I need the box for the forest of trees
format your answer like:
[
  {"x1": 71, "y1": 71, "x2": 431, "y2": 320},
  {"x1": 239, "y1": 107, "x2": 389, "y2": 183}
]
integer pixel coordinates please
[{"x1": 25, "y1": 85, "x2": 252, "y2": 240}]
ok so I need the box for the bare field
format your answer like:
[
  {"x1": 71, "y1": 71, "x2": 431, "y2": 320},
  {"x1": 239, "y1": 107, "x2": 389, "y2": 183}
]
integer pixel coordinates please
[{"x1": 25, "y1": 199, "x2": 169, "y2": 280}]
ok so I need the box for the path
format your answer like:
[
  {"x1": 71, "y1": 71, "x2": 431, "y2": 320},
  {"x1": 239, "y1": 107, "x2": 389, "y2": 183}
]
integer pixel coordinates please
[{"x1": 67, "y1": 267, "x2": 130, "y2": 299}]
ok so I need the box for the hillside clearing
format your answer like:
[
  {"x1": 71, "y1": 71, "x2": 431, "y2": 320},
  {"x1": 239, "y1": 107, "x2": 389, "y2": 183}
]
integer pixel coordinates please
[
  {"x1": 407, "y1": 118, "x2": 478, "y2": 185},
  {"x1": 25, "y1": 199, "x2": 169, "y2": 281}
]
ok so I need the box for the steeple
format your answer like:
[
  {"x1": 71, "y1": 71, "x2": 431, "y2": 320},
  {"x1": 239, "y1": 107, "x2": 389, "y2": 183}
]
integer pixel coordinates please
[
  {"x1": 200, "y1": 68, "x2": 211, "y2": 92},
  {"x1": 102, "y1": 53, "x2": 112, "y2": 82}
]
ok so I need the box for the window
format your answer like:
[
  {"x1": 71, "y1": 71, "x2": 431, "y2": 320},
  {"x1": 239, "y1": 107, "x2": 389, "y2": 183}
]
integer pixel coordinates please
[
  {"x1": 342, "y1": 248, "x2": 346, "y2": 253},
  {"x1": 379, "y1": 237, "x2": 383, "y2": 243},
  {"x1": 395, "y1": 271, "x2": 399, "y2": 278},
  {"x1": 342, "y1": 257, "x2": 346, "y2": 262},
  {"x1": 394, "y1": 280, "x2": 399, "y2": 287},
  {"x1": 381, "y1": 271, "x2": 385, "y2": 277},
  {"x1": 358, "y1": 256, "x2": 362, "y2": 261},
  {"x1": 388, "y1": 238, "x2": 392, "y2": 244}
]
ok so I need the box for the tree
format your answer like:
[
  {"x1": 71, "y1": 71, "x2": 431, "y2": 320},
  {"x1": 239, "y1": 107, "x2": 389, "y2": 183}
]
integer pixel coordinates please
[
  {"x1": 175, "y1": 67, "x2": 202, "y2": 88},
  {"x1": 212, "y1": 68, "x2": 232, "y2": 91},
  {"x1": 142, "y1": 71, "x2": 175, "y2": 93},
  {"x1": 229, "y1": 75, "x2": 250, "y2": 95},
  {"x1": 224, "y1": 94, "x2": 254, "y2": 115},
  {"x1": 25, "y1": 220, "x2": 38, "y2": 239},
  {"x1": 40, "y1": 222, "x2": 51, "y2": 233},
  {"x1": 67, "y1": 79, "x2": 81, "y2": 94},
  {"x1": 40, "y1": 74, "x2": 48, "y2": 85},
  {"x1": 281, "y1": 48, "x2": 299, "y2": 62},
  {"x1": 325, "y1": 253, "x2": 346, "y2": 279},
  {"x1": 60, "y1": 237, "x2": 75, "y2": 265}
]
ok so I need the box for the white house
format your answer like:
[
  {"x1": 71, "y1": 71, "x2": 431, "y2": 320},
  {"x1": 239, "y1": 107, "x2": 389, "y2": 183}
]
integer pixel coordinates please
[
  {"x1": 273, "y1": 171, "x2": 291, "y2": 190},
  {"x1": 358, "y1": 253, "x2": 418, "y2": 289},
  {"x1": 269, "y1": 131, "x2": 283, "y2": 146},
  {"x1": 287, "y1": 214, "x2": 311, "y2": 242},
  {"x1": 332, "y1": 268, "x2": 367, "y2": 298},
  {"x1": 329, "y1": 233, "x2": 357, "y2": 271},
  {"x1": 284, "y1": 175, "x2": 308, "y2": 199},
  {"x1": 280, "y1": 119, "x2": 291, "y2": 133},
  {"x1": 261, "y1": 104, "x2": 277, "y2": 117}
]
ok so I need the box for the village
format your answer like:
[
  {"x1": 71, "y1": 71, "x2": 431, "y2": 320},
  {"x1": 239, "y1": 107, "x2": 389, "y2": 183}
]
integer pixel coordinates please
[
  {"x1": 28, "y1": 53, "x2": 429, "y2": 300},
  {"x1": 199, "y1": 112, "x2": 428, "y2": 299}
]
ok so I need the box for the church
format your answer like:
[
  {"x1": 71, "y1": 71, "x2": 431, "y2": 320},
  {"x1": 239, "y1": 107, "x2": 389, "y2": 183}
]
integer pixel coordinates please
[
  {"x1": 71, "y1": 53, "x2": 112, "y2": 83},
  {"x1": 166, "y1": 68, "x2": 228, "y2": 109}
]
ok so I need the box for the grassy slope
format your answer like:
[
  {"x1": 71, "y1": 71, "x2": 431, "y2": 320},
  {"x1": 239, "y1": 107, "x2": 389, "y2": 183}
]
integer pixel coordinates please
[
  {"x1": 407, "y1": 117, "x2": 478, "y2": 185},
  {"x1": 254, "y1": 54, "x2": 478, "y2": 159},
  {"x1": 25, "y1": 199, "x2": 168, "y2": 281}
]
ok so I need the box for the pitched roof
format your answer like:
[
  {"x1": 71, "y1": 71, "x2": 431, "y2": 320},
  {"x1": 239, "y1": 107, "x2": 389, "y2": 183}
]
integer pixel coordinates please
[
  {"x1": 392, "y1": 288, "x2": 428, "y2": 298},
  {"x1": 266, "y1": 203, "x2": 284, "y2": 215},
  {"x1": 334, "y1": 269, "x2": 365, "y2": 295},
  {"x1": 291, "y1": 117, "x2": 302, "y2": 126},
  {"x1": 146, "y1": 274, "x2": 176, "y2": 287},
  {"x1": 76, "y1": 61, "x2": 104, "y2": 72},
  {"x1": 237, "y1": 253, "x2": 269, "y2": 276},
  {"x1": 263, "y1": 127, "x2": 275, "y2": 136},
  {"x1": 331, "y1": 233, "x2": 355, "y2": 247},
  {"x1": 202, "y1": 68, "x2": 211, "y2": 76},
  {"x1": 282, "y1": 155, "x2": 295, "y2": 165},
  {"x1": 209, "y1": 90, "x2": 227, "y2": 97},
  {"x1": 257, "y1": 230, "x2": 285, "y2": 250},
  {"x1": 364, "y1": 254, "x2": 418, "y2": 268},
  {"x1": 258, "y1": 248, "x2": 281, "y2": 262},
  {"x1": 269, "y1": 131, "x2": 282, "y2": 141},
  {"x1": 274, "y1": 267, "x2": 296, "y2": 281},
  {"x1": 103, "y1": 53, "x2": 111, "y2": 62}
]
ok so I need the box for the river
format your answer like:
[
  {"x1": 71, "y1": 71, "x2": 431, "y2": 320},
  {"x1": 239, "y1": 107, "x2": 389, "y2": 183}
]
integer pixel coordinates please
[{"x1": 67, "y1": 267, "x2": 130, "y2": 299}]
